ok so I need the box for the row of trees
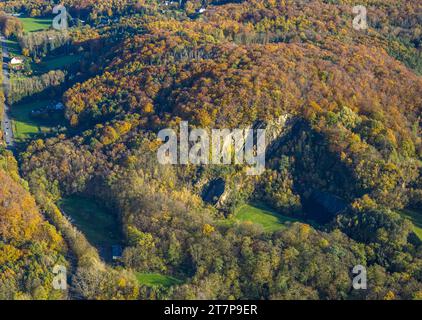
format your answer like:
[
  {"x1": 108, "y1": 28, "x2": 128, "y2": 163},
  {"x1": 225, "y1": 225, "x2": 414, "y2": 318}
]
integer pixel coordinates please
[
  {"x1": 19, "y1": 30, "x2": 72, "y2": 59},
  {"x1": 8, "y1": 70, "x2": 66, "y2": 104}
]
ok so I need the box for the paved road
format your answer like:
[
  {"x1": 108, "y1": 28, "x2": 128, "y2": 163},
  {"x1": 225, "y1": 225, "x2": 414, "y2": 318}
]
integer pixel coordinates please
[{"x1": 0, "y1": 35, "x2": 14, "y2": 148}]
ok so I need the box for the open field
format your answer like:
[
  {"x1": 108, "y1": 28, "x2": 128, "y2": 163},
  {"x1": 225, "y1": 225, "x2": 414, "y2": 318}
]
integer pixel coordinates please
[
  {"x1": 33, "y1": 54, "x2": 81, "y2": 73},
  {"x1": 4, "y1": 38, "x2": 21, "y2": 56},
  {"x1": 136, "y1": 273, "x2": 183, "y2": 288},
  {"x1": 10, "y1": 99, "x2": 58, "y2": 141},
  {"x1": 43, "y1": 54, "x2": 80, "y2": 70},
  {"x1": 58, "y1": 195, "x2": 123, "y2": 246},
  {"x1": 228, "y1": 203, "x2": 299, "y2": 233},
  {"x1": 19, "y1": 17, "x2": 52, "y2": 33},
  {"x1": 400, "y1": 209, "x2": 422, "y2": 240}
]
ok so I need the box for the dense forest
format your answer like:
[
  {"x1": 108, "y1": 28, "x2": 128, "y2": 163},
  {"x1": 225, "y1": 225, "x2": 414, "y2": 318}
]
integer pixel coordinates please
[
  {"x1": 0, "y1": 0, "x2": 421, "y2": 300},
  {"x1": 0, "y1": 150, "x2": 66, "y2": 299}
]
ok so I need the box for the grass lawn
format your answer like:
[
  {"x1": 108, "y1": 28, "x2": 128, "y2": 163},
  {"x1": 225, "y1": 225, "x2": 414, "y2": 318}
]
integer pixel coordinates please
[
  {"x1": 43, "y1": 54, "x2": 80, "y2": 69},
  {"x1": 33, "y1": 54, "x2": 81, "y2": 73},
  {"x1": 400, "y1": 209, "x2": 422, "y2": 240},
  {"x1": 4, "y1": 38, "x2": 22, "y2": 56},
  {"x1": 19, "y1": 17, "x2": 52, "y2": 33},
  {"x1": 230, "y1": 203, "x2": 299, "y2": 233},
  {"x1": 58, "y1": 195, "x2": 123, "y2": 246},
  {"x1": 11, "y1": 99, "x2": 58, "y2": 142},
  {"x1": 136, "y1": 273, "x2": 183, "y2": 288}
]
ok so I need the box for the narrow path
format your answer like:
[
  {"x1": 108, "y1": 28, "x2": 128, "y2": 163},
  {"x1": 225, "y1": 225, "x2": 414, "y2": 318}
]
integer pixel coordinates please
[{"x1": 0, "y1": 35, "x2": 14, "y2": 149}]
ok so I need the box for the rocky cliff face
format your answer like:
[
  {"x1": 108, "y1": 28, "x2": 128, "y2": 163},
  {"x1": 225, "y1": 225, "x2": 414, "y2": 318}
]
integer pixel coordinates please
[
  {"x1": 198, "y1": 113, "x2": 296, "y2": 211},
  {"x1": 263, "y1": 114, "x2": 296, "y2": 156}
]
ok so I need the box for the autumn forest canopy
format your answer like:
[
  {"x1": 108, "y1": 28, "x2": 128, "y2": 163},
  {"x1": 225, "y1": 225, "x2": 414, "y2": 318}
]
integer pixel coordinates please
[{"x1": 0, "y1": 0, "x2": 421, "y2": 301}]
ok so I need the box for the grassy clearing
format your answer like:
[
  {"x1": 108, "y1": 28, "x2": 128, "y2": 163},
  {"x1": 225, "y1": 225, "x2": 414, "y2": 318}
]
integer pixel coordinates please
[
  {"x1": 4, "y1": 38, "x2": 22, "y2": 56},
  {"x1": 43, "y1": 54, "x2": 80, "y2": 70},
  {"x1": 400, "y1": 209, "x2": 422, "y2": 240},
  {"x1": 58, "y1": 195, "x2": 123, "y2": 246},
  {"x1": 33, "y1": 54, "x2": 81, "y2": 73},
  {"x1": 136, "y1": 273, "x2": 183, "y2": 288},
  {"x1": 19, "y1": 17, "x2": 52, "y2": 33},
  {"x1": 11, "y1": 99, "x2": 58, "y2": 141},
  {"x1": 229, "y1": 203, "x2": 299, "y2": 233}
]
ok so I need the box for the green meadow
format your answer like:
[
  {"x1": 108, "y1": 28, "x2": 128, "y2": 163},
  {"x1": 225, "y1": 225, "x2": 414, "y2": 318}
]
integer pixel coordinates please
[
  {"x1": 19, "y1": 17, "x2": 52, "y2": 33},
  {"x1": 33, "y1": 54, "x2": 81, "y2": 73},
  {"x1": 58, "y1": 195, "x2": 123, "y2": 246},
  {"x1": 229, "y1": 203, "x2": 299, "y2": 233},
  {"x1": 400, "y1": 209, "x2": 422, "y2": 240},
  {"x1": 4, "y1": 38, "x2": 21, "y2": 56},
  {"x1": 10, "y1": 99, "x2": 58, "y2": 142},
  {"x1": 136, "y1": 273, "x2": 183, "y2": 288}
]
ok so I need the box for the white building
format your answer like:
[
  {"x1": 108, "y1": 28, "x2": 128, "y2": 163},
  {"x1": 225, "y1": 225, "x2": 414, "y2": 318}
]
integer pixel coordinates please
[{"x1": 10, "y1": 57, "x2": 23, "y2": 65}]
